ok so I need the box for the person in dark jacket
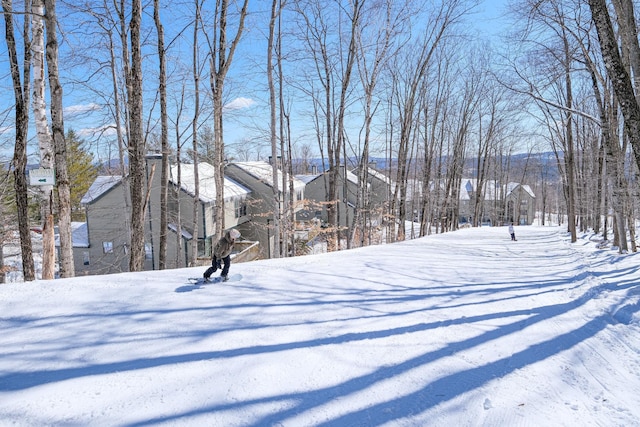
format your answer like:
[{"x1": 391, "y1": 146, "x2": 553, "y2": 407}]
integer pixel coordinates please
[{"x1": 204, "y1": 229, "x2": 241, "y2": 281}]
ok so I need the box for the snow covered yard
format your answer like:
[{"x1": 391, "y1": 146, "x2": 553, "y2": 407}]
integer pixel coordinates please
[{"x1": 1, "y1": 225, "x2": 639, "y2": 426}]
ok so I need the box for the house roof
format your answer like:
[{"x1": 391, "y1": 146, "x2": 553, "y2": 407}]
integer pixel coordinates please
[
  {"x1": 82, "y1": 162, "x2": 252, "y2": 206},
  {"x1": 171, "y1": 163, "x2": 251, "y2": 203},
  {"x1": 367, "y1": 167, "x2": 393, "y2": 185},
  {"x1": 230, "y1": 161, "x2": 306, "y2": 191},
  {"x1": 460, "y1": 179, "x2": 536, "y2": 201},
  {"x1": 506, "y1": 182, "x2": 535, "y2": 198},
  {"x1": 80, "y1": 175, "x2": 123, "y2": 204},
  {"x1": 344, "y1": 169, "x2": 360, "y2": 186},
  {"x1": 296, "y1": 168, "x2": 362, "y2": 187},
  {"x1": 295, "y1": 174, "x2": 320, "y2": 185}
]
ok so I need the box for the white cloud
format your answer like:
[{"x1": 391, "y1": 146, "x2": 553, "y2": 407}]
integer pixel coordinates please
[
  {"x1": 77, "y1": 124, "x2": 118, "y2": 138},
  {"x1": 64, "y1": 103, "x2": 101, "y2": 117},
  {"x1": 223, "y1": 97, "x2": 255, "y2": 111},
  {"x1": 0, "y1": 126, "x2": 12, "y2": 135}
]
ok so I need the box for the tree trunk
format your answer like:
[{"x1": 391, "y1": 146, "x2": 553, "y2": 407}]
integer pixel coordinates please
[
  {"x1": 127, "y1": 0, "x2": 146, "y2": 271},
  {"x1": 154, "y1": 0, "x2": 169, "y2": 269},
  {"x1": 45, "y1": 0, "x2": 75, "y2": 277},
  {"x1": 561, "y1": 26, "x2": 577, "y2": 244},
  {"x1": 267, "y1": 0, "x2": 281, "y2": 258},
  {"x1": 3, "y1": 0, "x2": 35, "y2": 281},
  {"x1": 209, "y1": 0, "x2": 249, "y2": 239},
  {"x1": 588, "y1": 0, "x2": 640, "y2": 175},
  {"x1": 32, "y1": 0, "x2": 55, "y2": 280},
  {"x1": 190, "y1": 0, "x2": 202, "y2": 266}
]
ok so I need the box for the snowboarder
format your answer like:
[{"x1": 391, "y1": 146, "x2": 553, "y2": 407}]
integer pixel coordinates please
[
  {"x1": 509, "y1": 223, "x2": 517, "y2": 241},
  {"x1": 204, "y1": 229, "x2": 241, "y2": 282}
]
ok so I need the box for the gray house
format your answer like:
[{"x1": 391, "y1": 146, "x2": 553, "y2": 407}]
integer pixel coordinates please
[
  {"x1": 225, "y1": 161, "x2": 305, "y2": 258},
  {"x1": 76, "y1": 174, "x2": 138, "y2": 275},
  {"x1": 162, "y1": 159, "x2": 252, "y2": 264},
  {"x1": 75, "y1": 155, "x2": 253, "y2": 275},
  {"x1": 458, "y1": 179, "x2": 536, "y2": 226},
  {"x1": 296, "y1": 166, "x2": 361, "y2": 228}
]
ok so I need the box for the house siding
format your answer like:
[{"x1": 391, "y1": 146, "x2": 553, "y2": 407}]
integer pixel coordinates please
[{"x1": 77, "y1": 156, "x2": 252, "y2": 275}]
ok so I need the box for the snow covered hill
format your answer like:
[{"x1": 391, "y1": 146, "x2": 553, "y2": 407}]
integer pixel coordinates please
[{"x1": 1, "y1": 226, "x2": 639, "y2": 426}]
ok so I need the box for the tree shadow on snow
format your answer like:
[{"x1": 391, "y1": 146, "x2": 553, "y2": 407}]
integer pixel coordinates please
[{"x1": 121, "y1": 278, "x2": 639, "y2": 427}]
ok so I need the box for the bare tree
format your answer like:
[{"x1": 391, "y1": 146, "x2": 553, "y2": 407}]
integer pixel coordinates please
[
  {"x1": 45, "y1": 0, "x2": 75, "y2": 277},
  {"x1": 206, "y1": 0, "x2": 249, "y2": 239},
  {"x1": 153, "y1": 0, "x2": 169, "y2": 269},
  {"x1": 388, "y1": 0, "x2": 469, "y2": 240},
  {"x1": 588, "y1": 0, "x2": 640, "y2": 178},
  {"x1": 3, "y1": 0, "x2": 35, "y2": 281},
  {"x1": 189, "y1": 0, "x2": 203, "y2": 267},
  {"x1": 508, "y1": 0, "x2": 581, "y2": 242},
  {"x1": 351, "y1": 0, "x2": 408, "y2": 246},
  {"x1": 127, "y1": 0, "x2": 146, "y2": 271},
  {"x1": 32, "y1": 0, "x2": 55, "y2": 279},
  {"x1": 267, "y1": 0, "x2": 282, "y2": 258},
  {"x1": 292, "y1": 0, "x2": 370, "y2": 250}
]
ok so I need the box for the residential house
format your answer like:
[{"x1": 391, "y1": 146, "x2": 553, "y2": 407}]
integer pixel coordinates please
[
  {"x1": 224, "y1": 161, "x2": 305, "y2": 258},
  {"x1": 75, "y1": 155, "x2": 253, "y2": 275},
  {"x1": 296, "y1": 166, "x2": 361, "y2": 229},
  {"x1": 363, "y1": 167, "x2": 392, "y2": 208},
  {"x1": 458, "y1": 179, "x2": 536, "y2": 226},
  {"x1": 504, "y1": 182, "x2": 536, "y2": 225},
  {"x1": 77, "y1": 174, "x2": 141, "y2": 275},
  {"x1": 161, "y1": 159, "x2": 252, "y2": 265}
]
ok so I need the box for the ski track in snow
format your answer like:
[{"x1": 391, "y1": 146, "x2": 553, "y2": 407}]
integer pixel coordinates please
[{"x1": 0, "y1": 226, "x2": 639, "y2": 426}]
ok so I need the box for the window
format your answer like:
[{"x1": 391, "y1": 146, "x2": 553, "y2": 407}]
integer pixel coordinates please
[
  {"x1": 234, "y1": 198, "x2": 247, "y2": 218},
  {"x1": 83, "y1": 252, "x2": 90, "y2": 266},
  {"x1": 103, "y1": 241, "x2": 113, "y2": 254},
  {"x1": 145, "y1": 243, "x2": 153, "y2": 260},
  {"x1": 198, "y1": 238, "x2": 211, "y2": 258}
]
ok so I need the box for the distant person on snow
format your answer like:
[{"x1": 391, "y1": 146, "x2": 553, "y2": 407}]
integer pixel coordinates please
[
  {"x1": 204, "y1": 229, "x2": 241, "y2": 281},
  {"x1": 509, "y1": 223, "x2": 517, "y2": 241}
]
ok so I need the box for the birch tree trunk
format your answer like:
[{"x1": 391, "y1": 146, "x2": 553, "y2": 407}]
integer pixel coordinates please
[{"x1": 32, "y1": 0, "x2": 55, "y2": 279}]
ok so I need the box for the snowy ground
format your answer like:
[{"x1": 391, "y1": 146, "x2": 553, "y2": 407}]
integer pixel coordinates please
[{"x1": 1, "y1": 225, "x2": 639, "y2": 426}]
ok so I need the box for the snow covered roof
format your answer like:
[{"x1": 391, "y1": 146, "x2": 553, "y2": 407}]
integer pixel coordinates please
[
  {"x1": 170, "y1": 163, "x2": 251, "y2": 204},
  {"x1": 296, "y1": 169, "x2": 361, "y2": 187},
  {"x1": 80, "y1": 175, "x2": 123, "y2": 205},
  {"x1": 168, "y1": 223, "x2": 193, "y2": 240},
  {"x1": 459, "y1": 179, "x2": 536, "y2": 201},
  {"x1": 367, "y1": 167, "x2": 393, "y2": 185},
  {"x1": 230, "y1": 161, "x2": 306, "y2": 191},
  {"x1": 506, "y1": 182, "x2": 535, "y2": 198},
  {"x1": 295, "y1": 174, "x2": 321, "y2": 185},
  {"x1": 344, "y1": 170, "x2": 360, "y2": 186}
]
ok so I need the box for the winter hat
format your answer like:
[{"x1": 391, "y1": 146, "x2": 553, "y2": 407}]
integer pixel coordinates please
[{"x1": 229, "y1": 229, "x2": 241, "y2": 240}]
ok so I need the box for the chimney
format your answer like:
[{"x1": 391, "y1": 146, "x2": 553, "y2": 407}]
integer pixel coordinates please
[{"x1": 268, "y1": 156, "x2": 282, "y2": 168}]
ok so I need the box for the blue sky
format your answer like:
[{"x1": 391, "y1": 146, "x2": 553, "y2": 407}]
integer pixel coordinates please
[{"x1": 0, "y1": 0, "x2": 513, "y2": 165}]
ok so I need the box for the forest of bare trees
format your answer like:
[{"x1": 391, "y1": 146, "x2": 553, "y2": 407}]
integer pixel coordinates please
[{"x1": 2, "y1": 0, "x2": 640, "y2": 281}]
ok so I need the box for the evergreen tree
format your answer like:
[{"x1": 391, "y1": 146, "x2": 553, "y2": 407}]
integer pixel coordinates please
[
  {"x1": 0, "y1": 162, "x2": 16, "y2": 283},
  {"x1": 64, "y1": 130, "x2": 98, "y2": 221}
]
